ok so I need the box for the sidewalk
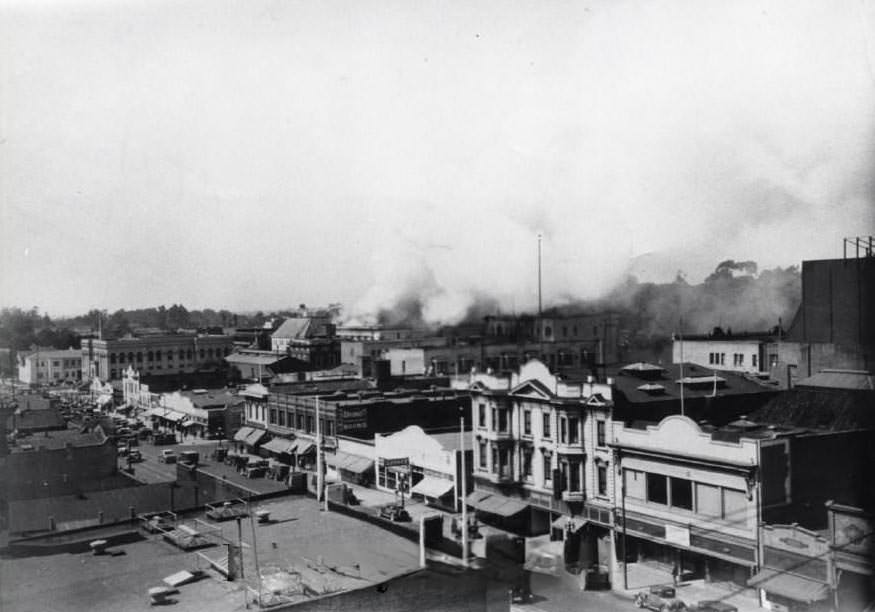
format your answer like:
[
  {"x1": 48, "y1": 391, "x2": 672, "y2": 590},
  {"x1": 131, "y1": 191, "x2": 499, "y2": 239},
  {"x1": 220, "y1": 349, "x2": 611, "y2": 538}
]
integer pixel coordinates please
[{"x1": 617, "y1": 562, "x2": 761, "y2": 612}]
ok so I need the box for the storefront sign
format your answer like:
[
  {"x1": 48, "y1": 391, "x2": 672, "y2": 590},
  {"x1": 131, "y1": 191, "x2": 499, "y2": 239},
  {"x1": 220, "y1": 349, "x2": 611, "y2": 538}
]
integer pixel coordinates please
[
  {"x1": 665, "y1": 524, "x2": 690, "y2": 547},
  {"x1": 383, "y1": 457, "x2": 410, "y2": 468}
]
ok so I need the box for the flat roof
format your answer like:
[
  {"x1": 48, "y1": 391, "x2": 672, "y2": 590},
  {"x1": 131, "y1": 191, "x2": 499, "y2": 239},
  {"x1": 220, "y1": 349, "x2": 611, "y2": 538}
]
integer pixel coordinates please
[{"x1": 1, "y1": 496, "x2": 421, "y2": 612}]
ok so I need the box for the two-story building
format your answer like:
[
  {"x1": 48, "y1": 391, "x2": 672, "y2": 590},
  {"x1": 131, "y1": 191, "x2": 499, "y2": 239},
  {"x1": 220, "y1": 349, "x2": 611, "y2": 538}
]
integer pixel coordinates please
[
  {"x1": 457, "y1": 359, "x2": 615, "y2": 572},
  {"x1": 81, "y1": 333, "x2": 234, "y2": 382},
  {"x1": 17, "y1": 348, "x2": 82, "y2": 385},
  {"x1": 611, "y1": 415, "x2": 769, "y2": 588},
  {"x1": 148, "y1": 389, "x2": 244, "y2": 439}
]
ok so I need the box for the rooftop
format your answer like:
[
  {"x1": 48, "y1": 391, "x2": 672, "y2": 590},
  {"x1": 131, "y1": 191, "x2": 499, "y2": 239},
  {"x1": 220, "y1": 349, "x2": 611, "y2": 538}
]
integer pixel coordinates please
[
  {"x1": 8, "y1": 427, "x2": 106, "y2": 454},
  {"x1": 1, "y1": 496, "x2": 423, "y2": 612},
  {"x1": 795, "y1": 369, "x2": 875, "y2": 391}
]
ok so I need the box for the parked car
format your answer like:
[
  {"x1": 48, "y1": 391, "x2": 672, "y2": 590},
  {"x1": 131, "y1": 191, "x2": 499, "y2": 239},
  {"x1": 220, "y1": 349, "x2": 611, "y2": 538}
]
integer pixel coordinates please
[
  {"x1": 128, "y1": 449, "x2": 143, "y2": 462},
  {"x1": 689, "y1": 602, "x2": 737, "y2": 612},
  {"x1": 634, "y1": 585, "x2": 687, "y2": 611},
  {"x1": 159, "y1": 450, "x2": 178, "y2": 464},
  {"x1": 379, "y1": 504, "x2": 411, "y2": 522}
]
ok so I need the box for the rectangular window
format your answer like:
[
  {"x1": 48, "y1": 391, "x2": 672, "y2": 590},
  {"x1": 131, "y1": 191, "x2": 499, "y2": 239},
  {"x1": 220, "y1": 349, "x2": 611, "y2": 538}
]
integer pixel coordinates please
[
  {"x1": 269, "y1": 409, "x2": 277, "y2": 424},
  {"x1": 722, "y1": 488, "x2": 748, "y2": 525},
  {"x1": 542, "y1": 413, "x2": 551, "y2": 439},
  {"x1": 568, "y1": 460, "x2": 581, "y2": 492},
  {"x1": 498, "y1": 408, "x2": 508, "y2": 432},
  {"x1": 478, "y1": 403, "x2": 486, "y2": 428},
  {"x1": 479, "y1": 441, "x2": 487, "y2": 468},
  {"x1": 597, "y1": 421, "x2": 606, "y2": 447},
  {"x1": 709, "y1": 352, "x2": 714, "y2": 364},
  {"x1": 560, "y1": 417, "x2": 568, "y2": 444},
  {"x1": 670, "y1": 477, "x2": 693, "y2": 510},
  {"x1": 306, "y1": 416, "x2": 314, "y2": 433},
  {"x1": 278, "y1": 411, "x2": 285, "y2": 427},
  {"x1": 720, "y1": 353, "x2": 726, "y2": 365},
  {"x1": 598, "y1": 466, "x2": 608, "y2": 496},
  {"x1": 695, "y1": 483, "x2": 721, "y2": 517},
  {"x1": 523, "y1": 410, "x2": 532, "y2": 436},
  {"x1": 491, "y1": 407, "x2": 497, "y2": 430},
  {"x1": 752, "y1": 354, "x2": 758, "y2": 368},
  {"x1": 543, "y1": 451, "x2": 553, "y2": 483},
  {"x1": 522, "y1": 447, "x2": 533, "y2": 480},
  {"x1": 491, "y1": 447, "x2": 499, "y2": 474},
  {"x1": 568, "y1": 417, "x2": 579, "y2": 444},
  {"x1": 646, "y1": 473, "x2": 668, "y2": 505}
]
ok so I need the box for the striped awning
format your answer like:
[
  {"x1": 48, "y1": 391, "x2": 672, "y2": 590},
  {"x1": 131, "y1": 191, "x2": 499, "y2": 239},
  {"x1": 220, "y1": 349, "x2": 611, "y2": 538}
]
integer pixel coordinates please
[
  {"x1": 262, "y1": 437, "x2": 295, "y2": 454},
  {"x1": 466, "y1": 490, "x2": 528, "y2": 517}
]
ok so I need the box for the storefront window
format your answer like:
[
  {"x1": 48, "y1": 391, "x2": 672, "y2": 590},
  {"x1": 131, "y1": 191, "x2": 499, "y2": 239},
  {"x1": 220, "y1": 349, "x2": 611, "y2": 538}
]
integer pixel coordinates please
[{"x1": 646, "y1": 473, "x2": 668, "y2": 505}]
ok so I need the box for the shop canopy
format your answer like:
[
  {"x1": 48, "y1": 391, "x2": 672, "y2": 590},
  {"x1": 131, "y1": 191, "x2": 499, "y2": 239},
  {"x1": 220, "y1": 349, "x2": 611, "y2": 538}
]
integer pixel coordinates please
[
  {"x1": 180, "y1": 420, "x2": 198, "y2": 428},
  {"x1": 328, "y1": 450, "x2": 374, "y2": 474},
  {"x1": 234, "y1": 426, "x2": 255, "y2": 442},
  {"x1": 748, "y1": 568, "x2": 829, "y2": 603},
  {"x1": 245, "y1": 428, "x2": 267, "y2": 446},
  {"x1": 262, "y1": 438, "x2": 296, "y2": 455},
  {"x1": 410, "y1": 477, "x2": 454, "y2": 499},
  {"x1": 466, "y1": 490, "x2": 528, "y2": 517},
  {"x1": 296, "y1": 442, "x2": 316, "y2": 455},
  {"x1": 551, "y1": 515, "x2": 588, "y2": 532}
]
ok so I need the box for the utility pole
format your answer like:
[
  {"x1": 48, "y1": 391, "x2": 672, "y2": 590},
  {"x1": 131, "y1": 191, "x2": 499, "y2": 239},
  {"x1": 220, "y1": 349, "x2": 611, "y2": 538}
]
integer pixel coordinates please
[
  {"x1": 460, "y1": 412, "x2": 468, "y2": 568},
  {"x1": 316, "y1": 397, "x2": 324, "y2": 510}
]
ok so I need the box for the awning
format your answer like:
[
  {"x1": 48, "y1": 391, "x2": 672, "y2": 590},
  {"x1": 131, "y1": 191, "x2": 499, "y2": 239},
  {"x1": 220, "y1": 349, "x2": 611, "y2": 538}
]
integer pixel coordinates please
[
  {"x1": 748, "y1": 569, "x2": 830, "y2": 603},
  {"x1": 234, "y1": 426, "x2": 254, "y2": 442},
  {"x1": 161, "y1": 411, "x2": 184, "y2": 423},
  {"x1": 296, "y1": 442, "x2": 316, "y2": 455},
  {"x1": 262, "y1": 438, "x2": 295, "y2": 454},
  {"x1": 466, "y1": 490, "x2": 528, "y2": 517},
  {"x1": 327, "y1": 450, "x2": 374, "y2": 475},
  {"x1": 551, "y1": 515, "x2": 587, "y2": 532},
  {"x1": 410, "y1": 477, "x2": 454, "y2": 498},
  {"x1": 180, "y1": 420, "x2": 198, "y2": 428},
  {"x1": 245, "y1": 428, "x2": 267, "y2": 446}
]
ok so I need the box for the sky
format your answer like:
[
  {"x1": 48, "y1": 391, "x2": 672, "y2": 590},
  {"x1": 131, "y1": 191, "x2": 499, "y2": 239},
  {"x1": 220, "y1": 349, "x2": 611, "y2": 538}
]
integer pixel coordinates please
[{"x1": 2, "y1": 0, "x2": 874, "y2": 323}]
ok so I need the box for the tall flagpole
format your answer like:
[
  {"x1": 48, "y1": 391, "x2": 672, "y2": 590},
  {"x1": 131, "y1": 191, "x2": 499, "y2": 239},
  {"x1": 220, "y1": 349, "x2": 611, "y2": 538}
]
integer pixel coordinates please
[{"x1": 679, "y1": 319, "x2": 685, "y2": 417}]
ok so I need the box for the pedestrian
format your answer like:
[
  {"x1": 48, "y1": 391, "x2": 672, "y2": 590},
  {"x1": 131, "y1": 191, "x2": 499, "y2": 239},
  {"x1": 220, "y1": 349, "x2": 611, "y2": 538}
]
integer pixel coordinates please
[{"x1": 671, "y1": 562, "x2": 680, "y2": 587}]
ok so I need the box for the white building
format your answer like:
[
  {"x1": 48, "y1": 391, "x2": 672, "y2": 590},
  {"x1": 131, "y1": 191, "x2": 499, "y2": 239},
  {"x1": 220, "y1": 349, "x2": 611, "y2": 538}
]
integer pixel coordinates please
[
  {"x1": 374, "y1": 425, "x2": 472, "y2": 512},
  {"x1": 672, "y1": 333, "x2": 776, "y2": 376},
  {"x1": 17, "y1": 348, "x2": 82, "y2": 385}
]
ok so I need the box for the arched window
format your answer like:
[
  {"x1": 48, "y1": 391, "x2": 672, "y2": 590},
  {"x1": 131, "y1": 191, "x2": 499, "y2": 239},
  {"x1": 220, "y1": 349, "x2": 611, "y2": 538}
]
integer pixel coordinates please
[
  {"x1": 119, "y1": 353, "x2": 125, "y2": 364},
  {"x1": 128, "y1": 352, "x2": 134, "y2": 363},
  {"x1": 136, "y1": 352, "x2": 143, "y2": 362},
  {"x1": 207, "y1": 348, "x2": 214, "y2": 358},
  {"x1": 178, "y1": 349, "x2": 185, "y2": 360},
  {"x1": 109, "y1": 353, "x2": 117, "y2": 364},
  {"x1": 147, "y1": 351, "x2": 154, "y2": 361},
  {"x1": 155, "y1": 350, "x2": 162, "y2": 360},
  {"x1": 199, "y1": 349, "x2": 205, "y2": 359}
]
